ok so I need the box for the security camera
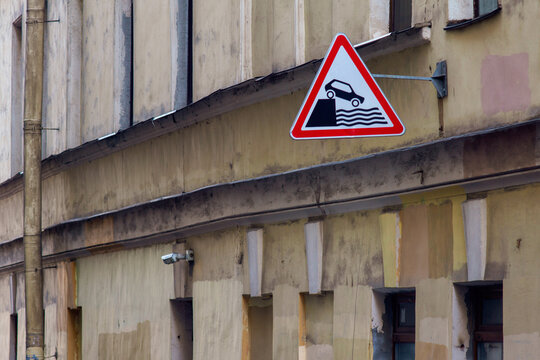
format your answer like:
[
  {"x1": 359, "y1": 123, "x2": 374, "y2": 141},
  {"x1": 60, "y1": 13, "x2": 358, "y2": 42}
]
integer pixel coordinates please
[
  {"x1": 161, "y1": 250, "x2": 194, "y2": 264},
  {"x1": 161, "y1": 253, "x2": 181, "y2": 264}
]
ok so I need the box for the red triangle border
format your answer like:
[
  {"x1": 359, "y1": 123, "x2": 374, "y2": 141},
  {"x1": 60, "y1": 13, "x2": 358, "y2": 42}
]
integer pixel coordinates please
[{"x1": 290, "y1": 33, "x2": 405, "y2": 139}]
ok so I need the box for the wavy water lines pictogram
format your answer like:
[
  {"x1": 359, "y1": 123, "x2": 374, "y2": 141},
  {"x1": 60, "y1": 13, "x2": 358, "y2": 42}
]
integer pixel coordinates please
[{"x1": 335, "y1": 107, "x2": 388, "y2": 127}]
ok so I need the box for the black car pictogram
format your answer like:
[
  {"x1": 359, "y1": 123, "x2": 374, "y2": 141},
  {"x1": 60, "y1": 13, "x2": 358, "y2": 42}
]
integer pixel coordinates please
[{"x1": 325, "y1": 79, "x2": 364, "y2": 107}]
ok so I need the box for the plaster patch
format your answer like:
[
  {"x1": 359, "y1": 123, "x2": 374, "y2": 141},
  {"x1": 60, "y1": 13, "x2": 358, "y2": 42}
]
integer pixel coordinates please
[
  {"x1": 98, "y1": 321, "x2": 151, "y2": 359},
  {"x1": 481, "y1": 53, "x2": 531, "y2": 116},
  {"x1": 419, "y1": 317, "x2": 449, "y2": 346},
  {"x1": 504, "y1": 332, "x2": 540, "y2": 359},
  {"x1": 416, "y1": 341, "x2": 448, "y2": 360},
  {"x1": 306, "y1": 344, "x2": 333, "y2": 360}
]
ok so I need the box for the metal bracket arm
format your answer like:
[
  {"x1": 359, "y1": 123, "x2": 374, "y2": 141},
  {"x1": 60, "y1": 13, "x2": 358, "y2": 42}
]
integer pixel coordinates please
[{"x1": 373, "y1": 60, "x2": 447, "y2": 98}]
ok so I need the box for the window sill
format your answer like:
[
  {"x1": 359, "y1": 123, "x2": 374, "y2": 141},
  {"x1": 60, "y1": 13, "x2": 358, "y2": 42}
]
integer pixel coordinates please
[{"x1": 444, "y1": 7, "x2": 501, "y2": 31}]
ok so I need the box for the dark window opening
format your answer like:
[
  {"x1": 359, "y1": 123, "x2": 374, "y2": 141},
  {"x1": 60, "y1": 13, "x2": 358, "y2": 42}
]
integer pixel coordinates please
[
  {"x1": 129, "y1": 0, "x2": 134, "y2": 127},
  {"x1": 393, "y1": 292, "x2": 415, "y2": 360},
  {"x1": 11, "y1": 15, "x2": 23, "y2": 176},
  {"x1": 9, "y1": 314, "x2": 17, "y2": 360},
  {"x1": 187, "y1": 0, "x2": 193, "y2": 105},
  {"x1": 171, "y1": 299, "x2": 193, "y2": 360},
  {"x1": 67, "y1": 307, "x2": 82, "y2": 360},
  {"x1": 390, "y1": 0, "x2": 412, "y2": 33},
  {"x1": 472, "y1": 285, "x2": 502, "y2": 360}
]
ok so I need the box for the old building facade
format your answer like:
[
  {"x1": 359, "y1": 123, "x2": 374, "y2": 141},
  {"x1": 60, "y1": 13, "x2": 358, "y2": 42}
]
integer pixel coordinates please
[{"x1": 0, "y1": 0, "x2": 539, "y2": 359}]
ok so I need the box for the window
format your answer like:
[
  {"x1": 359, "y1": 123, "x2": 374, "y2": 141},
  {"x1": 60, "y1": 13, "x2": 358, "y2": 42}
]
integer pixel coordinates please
[
  {"x1": 372, "y1": 290, "x2": 416, "y2": 360},
  {"x1": 446, "y1": 0, "x2": 500, "y2": 30},
  {"x1": 475, "y1": 0, "x2": 498, "y2": 17},
  {"x1": 393, "y1": 292, "x2": 415, "y2": 360},
  {"x1": 453, "y1": 283, "x2": 502, "y2": 360},
  {"x1": 472, "y1": 285, "x2": 502, "y2": 360},
  {"x1": 390, "y1": 0, "x2": 412, "y2": 33}
]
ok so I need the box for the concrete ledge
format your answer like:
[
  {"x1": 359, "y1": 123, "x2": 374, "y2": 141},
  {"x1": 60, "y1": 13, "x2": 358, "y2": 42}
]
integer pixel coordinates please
[{"x1": 0, "y1": 121, "x2": 538, "y2": 273}]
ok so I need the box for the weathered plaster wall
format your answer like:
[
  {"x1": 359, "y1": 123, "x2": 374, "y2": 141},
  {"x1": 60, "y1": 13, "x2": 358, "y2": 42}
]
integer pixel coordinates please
[
  {"x1": 486, "y1": 184, "x2": 540, "y2": 280},
  {"x1": 379, "y1": 190, "x2": 463, "y2": 288},
  {"x1": 430, "y1": 0, "x2": 540, "y2": 135},
  {"x1": 81, "y1": 0, "x2": 132, "y2": 142},
  {"x1": 304, "y1": 0, "x2": 370, "y2": 61},
  {"x1": 193, "y1": 279, "x2": 244, "y2": 360},
  {"x1": 3, "y1": 0, "x2": 540, "y2": 241},
  {"x1": 251, "y1": 0, "x2": 296, "y2": 76},
  {"x1": 504, "y1": 277, "x2": 540, "y2": 359},
  {"x1": 133, "y1": 0, "x2": 188, "y2": 123},
  {"x1": 2, "y1": 182, "x2": 540, "y2": 358},
  {"x1": 333, "y1": 285, "x2": 372, "y2": 359},
  {"x1": 193, "y1": 0, "x2": 242, "y2": 101},
  {"x1": 185, "y1": 229, "x2": 246, "y2": 360},
  {"x1": 1, "y1": 0, "x2": 539, "y2": 183},
  {"x1": 304, "y1": 293, "x2": 333, "y2": 359},
  {"x1": 0, "y1": 0, "x2": 24, "y2": 183},
  {"x1": 42, "y1": 0, "x2": 85, "y2": 156},
  {"x1": 247, "y1": 297, "x2": 273, "y2": 360},
  {"x1": 322, "y1": 211, "x2": 383, "y2": 289},
  {"x1": 0, "y1": 274, "x2": 12, "y2": 360},
  {"x1": 272, "y1": 284, "x2": 299, "y2": 360},
  {"x1": 0, "y1": 191, "x2": 22, "y2": 246},
  {"x1": 77, "y1": 244, "x2": 175, "y2": 359},
  {"x1": 261, "y1": 221, "x2": 308, "y2": 294},
  {"x1": 81, "y1": 0, "x2": 114, "y2": 141}
]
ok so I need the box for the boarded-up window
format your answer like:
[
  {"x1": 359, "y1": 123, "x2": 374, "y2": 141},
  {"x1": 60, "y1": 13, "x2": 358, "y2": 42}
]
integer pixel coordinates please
[
  {"x1": 67, "y1": 308, "x2": 82, "y2": 360},
  {"x1": 390, "y1": 0, "x2": 412, "y2": 32},
  {"x1": 246, "y1": 296, "x2": 273, "y2": 360},
  {"x1": 299, "y1": 293, "x2": 334, "y2": 359},
  {"x1": 171, "y1": 299, "x2": 193, "y2": 360}
]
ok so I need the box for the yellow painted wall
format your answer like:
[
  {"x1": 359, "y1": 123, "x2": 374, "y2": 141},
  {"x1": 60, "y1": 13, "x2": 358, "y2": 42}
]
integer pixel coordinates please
[
  {"x1": 304, "y1": 0, "x2": 370, "y2": 61},
  {"x1": 487, "y1": 184, "x2": 540, "y2": 280},
  {"x1": 77, "y1": 244, "x2": 175, "y2": 359},
  {"x1": 0, "y1": 274, "x2": 12, "y2": 360},
  {"x1": 251, "y1": 0, "x2": 296, "y2": 76},
  {"x1": 81, "y1": 0, "x2": 115, "y2": 142},
  {"x1": 193, "y1": 0, "x2": 242, "y2": 100},
  {"x1": 193, "y1": 279, "x2": 244, "y2": 360},
  {"x1": 416, "y1": 278, "x2": 452, "y2": 360}
]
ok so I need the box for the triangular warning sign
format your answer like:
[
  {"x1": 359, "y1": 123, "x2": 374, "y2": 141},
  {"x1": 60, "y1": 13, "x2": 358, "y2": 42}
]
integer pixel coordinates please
[{"x1": 290, "y1": 33, "x2": 405, "y2": 139}]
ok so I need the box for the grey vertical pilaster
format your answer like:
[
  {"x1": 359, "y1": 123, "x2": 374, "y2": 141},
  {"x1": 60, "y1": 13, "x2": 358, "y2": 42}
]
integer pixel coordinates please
[
  {"x1": 305, "y1": 221, "x2": 323, "y2": 294},
  {"x1": 247, "y1": 228, "x2": 263, "y2": 297}
]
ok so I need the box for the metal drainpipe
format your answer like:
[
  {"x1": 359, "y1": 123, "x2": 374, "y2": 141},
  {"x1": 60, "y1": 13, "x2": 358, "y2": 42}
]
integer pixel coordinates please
[{"x1": 23, "y1": 0, "x2": 46, "y2": 359}]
